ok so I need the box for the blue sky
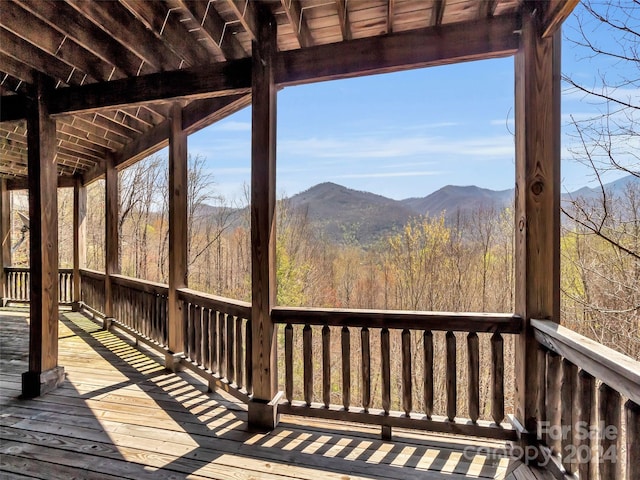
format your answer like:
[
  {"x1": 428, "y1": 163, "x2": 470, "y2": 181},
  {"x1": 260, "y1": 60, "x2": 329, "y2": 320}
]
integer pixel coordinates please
[{"x1": 188, "y1": 3, "x2": 636, "y2": 203}]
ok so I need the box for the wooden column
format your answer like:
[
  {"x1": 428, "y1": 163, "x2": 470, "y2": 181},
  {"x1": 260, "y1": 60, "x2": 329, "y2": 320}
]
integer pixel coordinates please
[
  {"x1": 513, "y1": 9, "x2": 561, "y2": 442},
  {"x1": 166, "y1": 102, "x2": 188, "y2": 371},
  {"x1": 0, "y1": 179, "x2": 11, "y2": 305},
  {"x1": 104, "y1": 155, "x2": 119, "y2": 326},
  {"x1": 72, "y1": 177, "x2": 86, "y2": 311},
  {"x1": 248, "y1": 5, "x2": 281, "y2": 430},
  {"x1": 22, "y1": 73, "x2": 64, "y2": 398}
]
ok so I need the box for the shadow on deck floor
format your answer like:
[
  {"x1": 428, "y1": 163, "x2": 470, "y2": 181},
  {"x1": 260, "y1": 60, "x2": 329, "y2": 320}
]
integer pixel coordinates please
[{"x1": 0, "y1": 307, "x2": 553, "y2": 480}]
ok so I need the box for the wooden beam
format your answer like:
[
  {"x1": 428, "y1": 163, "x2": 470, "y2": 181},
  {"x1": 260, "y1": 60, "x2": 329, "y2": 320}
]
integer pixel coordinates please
[
  {"x1": 182, "y1": 94, "x2": 252, "y2": 134},
  {"x1": 22, "y1": 73, "x2": 64, "y2": 398},
  {"x1": 72, "y1": 176, "x2": 86, "y2": 310},
  {"x1": 0, "y1": 95, "x2": 27, "y2": 123},
  {"x1": 0, "y1": 52, "x2": 35, "y2": 85},
  {"x1": 280, "y1": 0, "x2": 313, "y2": 48},
  {"x1": 387, "y1": 0, "x2": 395, "y2": 33},
  {"x1": 47, "y1": 59, "x2": 252, "y2": 116},
  {"x1": 0, "y1": 179, "x2": 11, "y2": 303},
  {"x1": 541, "y1": 0, "x2": 580, "y2": 38},
  {"x1": 167, "y1": 103, "x2": 188, "y2": 363},
  {"x1": 41, "y1": 15, "x2": 519, "y2": 118},
  {"x1": 104, "y1": 155, "x2": 119, "y2": 320},
  {"x1": 334, "y1": 0, "x2": 351, "y2": 41},
  {"x1": 514, "y1": 12, "x2": 561, "y2": 436},
  {"x1": 248, "y1": 4, "x2": 279, "y2": 429},
  {"x1": 278, "y1": 14, "x2": 519, "y2": 86}
]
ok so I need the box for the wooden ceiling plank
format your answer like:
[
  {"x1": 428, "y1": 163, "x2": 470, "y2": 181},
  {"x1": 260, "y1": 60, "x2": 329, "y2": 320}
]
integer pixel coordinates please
[
  {"x1": 0, "y1": 53, "x2": 35, "y2": 85},
  {"x1": 2, "y1": 1, "x2": 113, "y2": 83},
  {"x1": 334, "y1": 0, "x2": 352, "y2": 41},
  {"x1": 14, "y1": 0, "x2": 146, "y2": 78},
  {"x1": 178, "y1": 0, "x2": 247, "y2": 60},
  {"x1": 279, "y1": 0, "x2": 314, "y2": 48},
  {"x1": 58, "y1": 122, "x2": 120, "y2": 151},
  {"x1": 432, "y1": 0, "x2": 446, "y2": 26},
  {"x1": 56, "y1": 139, "x2": 105, "y2": 162},
  {"x1": 0, "y1": 28, "x2": 83, "y2": 86},
  {"x1": 119, "y1": 0, "x2": 212, "y2": 67},
  {"x1": 65, "y1": 0, "x2": 183, "y2": 71},
  {"x1": 64, "y1": 117, "x2": 127, "y2": 149},
  {"x1": 77, "y1": 113, "x2": 136, "y2": 143},
  {"x1": 98, "y1": 111, "x2": 147, "y2": 135},
  {"x1": 225, "y1": 0, "x2": 259, "y2": 41},
  {"x1": 57, "y1": 132, "x2": 108, "y2": 157}
]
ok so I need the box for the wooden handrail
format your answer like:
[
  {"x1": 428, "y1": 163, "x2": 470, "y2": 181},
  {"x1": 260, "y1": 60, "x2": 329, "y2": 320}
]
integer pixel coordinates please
[
  {"x1": 178, "y1": 287, "x2": 251, "y2": 319},
  {"x1": 79, "y1": 268, "x2": 105, "y2": 280},
  {"x1": 110, "y1": 274, "x2": 168, "y2": 296},
  {"x1": 532, "y1": 319, "x2": 640, "y2": 405},
  {"x1": 273, "y1": 307, "x2": 522, "y2": 333},
  {"x1": 5, "y1": 266, "x2": 74, "y2": 274}
]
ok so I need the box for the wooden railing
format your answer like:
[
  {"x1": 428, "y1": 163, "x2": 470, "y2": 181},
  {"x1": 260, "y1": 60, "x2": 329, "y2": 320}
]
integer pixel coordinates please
[
  {"x1": 272, "y1": 307, "x2": 522, "y2": 440},
  {"x1": 79, "y1": 269, "x2": 105, "y2": 315},
  {"x1": 4, "y1": 267, "x2": 73, "y2": 304},
  {"x1": 112, "y1": 274, "x2": 168, "y2": 347},
  {"x1": 178, "y1": 288, "x2": 252, "y2": 401},
  {"x1": 532, "y1": 319, "x2": 640, "y2": 480}
]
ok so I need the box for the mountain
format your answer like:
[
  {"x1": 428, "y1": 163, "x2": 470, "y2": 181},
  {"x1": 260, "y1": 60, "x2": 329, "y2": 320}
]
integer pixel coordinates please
[
  {"x1": 401, "y1": 185, "x2": 514, "y2": 217},
  {"x1": 288, "y1": 182, "x2": 416, "y2": 244}
]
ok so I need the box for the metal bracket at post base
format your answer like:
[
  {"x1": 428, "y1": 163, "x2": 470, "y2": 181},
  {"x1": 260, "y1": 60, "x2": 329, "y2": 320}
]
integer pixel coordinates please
[
  {"x1": 164, "y1": 351, "x2": 183, "y2": 373},
  {"x1": 21, "y1": 366, "x2": 65, "y2": 398},
  {"x1": 248, "y1": 391, "x2": 284, "y2": 432}
]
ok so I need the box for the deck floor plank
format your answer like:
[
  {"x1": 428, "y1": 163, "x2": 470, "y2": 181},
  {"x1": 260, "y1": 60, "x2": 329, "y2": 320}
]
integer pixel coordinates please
[{"x1": 0, "y1": 308, "x2": 554, "y2": 480}]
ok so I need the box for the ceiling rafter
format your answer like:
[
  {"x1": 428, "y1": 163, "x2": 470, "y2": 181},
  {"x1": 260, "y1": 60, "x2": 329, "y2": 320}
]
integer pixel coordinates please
[
  {"x1": 480, "y1": 0, "x2": 498, "y2": 18},
  {"x1": 279, "y1": 0, "x2": 314, "y2": 48},
  {"x1": 432, "y1": 0, "x2": 446, "y2": 26},
  {"x1": 14, "y1": 0, "x2": 150, "y2": 78},
  {"x1": 334, "y1": 0, "x2": 351, "y2": 41},
  {"x1": 224, "y1": 0, "x2": 259, "y2": 41},
  {"x1": 387, "y1": 0, "x2": 396, "y2": 33},
  {"x1": 2, "y1": 2, "x2": 115, "y2": 84},
  {"x1": 64, "y1": 0, "x2": 183, "y2": 72},
  {"x1": 0, "y1": 53, "x2": 34, "y2": 85},
  {"x1": 119, "y1": 0, "x2": 212, "y2": 67},
  {"x1": 172, "y1": 0, "x2": 247, "y2": 61}
]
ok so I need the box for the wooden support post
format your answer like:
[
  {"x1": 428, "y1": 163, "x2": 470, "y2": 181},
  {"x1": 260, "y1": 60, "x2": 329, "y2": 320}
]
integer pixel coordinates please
[
  {"x1": 72, "y1": 177, "x2": 86, "y2": 311},
  {"x1": 22, "y1": 73, "x2": 64, "y2": 398},
  {"x1": 513, "y1": 8, "x2": 561, "y2": 450},
  {"x1": 248, "y1": 4, "x2": 281, "y2": 431},
  {"x1": 166, "y1": 102, "x2": 188, "y2": 372},
  {"x1": 104, "y1": 155, "x2": 119, "y2": 329},
  {"x1": 0, "y1": 178, "x2": 10, "y2": 305}
]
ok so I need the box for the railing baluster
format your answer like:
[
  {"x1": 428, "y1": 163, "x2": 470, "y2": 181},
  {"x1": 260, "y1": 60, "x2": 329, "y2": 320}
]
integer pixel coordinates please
[
  {"x1": 491, "y1": 332, "x2": 504, "y2": 425},
  {"x1": 423, "y1": 330, "x2": 433, "y2": 419},
  {"x1": 322, "y1": 325, "x2": 331, "y2": 408},
  {"x1": 467, "y1": 332, "x2": 479, "y2": 423},
  {"x1": 245, "y1": 318, "x2": 252, "y2": 395},
  {"x1": 210, "y1": 310, "x2": 218, "y2": 373},
  {"x1": 202, "y1": 308, "x2": 210, "y2": 370},
  {"x1": 598, "y1": 384, "x2": 621, "y2": 480},
  {"x1": 361, "y1": 327, "x2": 370, "y2": 412},
  {"x1": 341, "y1": 326, "x2": 350, "y2": 411},
  {"x1": 218, "y1": 312, "x2": 226, "y2": 379},
  {"x1": 235, "y1": 315, "x2": 243, "y2": 390},
  {"x1": 303, "y1": 324, "x2": 312, "y2": 406},
  {"x1": 381, "y1": 327, "x2": 390, "y2": 414},
  {"x1": 626, "y1": 400, "x2": 639, "y2": 480},
  {"x1": 227, "y1": 313, "x2": 235, "y2": 385},
  {"x1": 446, "y1": 331, "x2": 456, "y2": 422},
  {"x1": 561, "y1": 359, "x2": 577, "y2": 475},
  {"x1": 401, "y1": 329, "x2": 412, "y2": 416},
  {"x1": 546, "y1": 351, "x2": 562, "y2": 454},
  {"x1": 285, "y1": 323, "x2": 293, "y2": 403},
  {"x1": 195, "y1": 305, "x2": 203, "y2": 365},
  {"x1": 577, "y1": 369, "x2": 594, "y2": 480}
]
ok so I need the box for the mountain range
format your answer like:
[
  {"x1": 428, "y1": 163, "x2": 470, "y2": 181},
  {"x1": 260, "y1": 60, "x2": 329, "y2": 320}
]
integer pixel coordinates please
[{"x1": 285, "y1": 174, "x2": 639, "y2": 245}]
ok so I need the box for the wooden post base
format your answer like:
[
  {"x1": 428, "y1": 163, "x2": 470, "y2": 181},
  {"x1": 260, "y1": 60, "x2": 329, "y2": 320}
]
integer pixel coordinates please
[
  {"x1": 103, "y1": 317, "x2": 113, "y2": 331},
  {"x1": 164, "y1": 351, "x2": 183, "y2": 373},
  {"x1": 21, "y1": 366, "x2": 65, "y2": 398},
  {"x1": 71, "y1": 301, "x2": 83, "y2": 312},
  {"x1": 248, "y1": 391, "x2": 283, "y2": 432}
]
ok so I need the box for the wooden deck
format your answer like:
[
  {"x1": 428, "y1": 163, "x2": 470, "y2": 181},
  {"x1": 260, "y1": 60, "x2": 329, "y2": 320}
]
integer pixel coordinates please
[{"x1": 0, "y1": 308, "x2": 553, "y2": 480}]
